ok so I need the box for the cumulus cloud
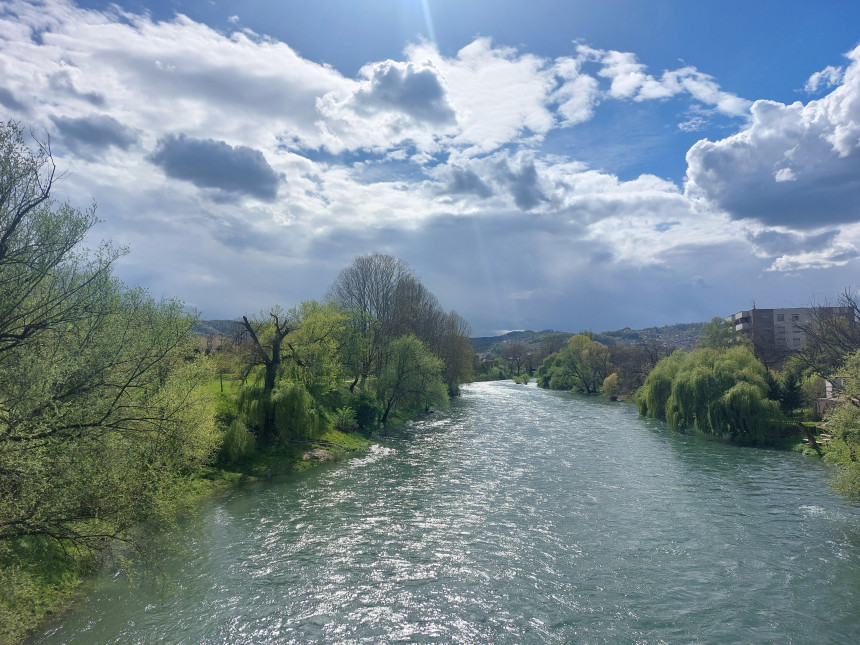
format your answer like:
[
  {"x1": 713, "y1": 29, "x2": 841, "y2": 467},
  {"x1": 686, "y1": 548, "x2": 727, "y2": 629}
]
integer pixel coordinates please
[
  {"x1": 577, "y1": 44, "x2": 751, "y2": 117},
  {"x1": 405, "y1": 39, "x2": 560, "y2": 154},
  {"x1": 48, "y1": 69, "x2": 106, "y2": 107},
  {"x1": 552, "y1": 57, "x2": 601, "y2": 126},
  {"x1": 148, "y1": 134, "x2": 282, "y2": 201},
  {"x1": 1, "y1": 0, "x2": 857, "y2": 332},
  {"x1": 805, "y1": 65, "x2": 843, "y2": 93},
  {"x1": 434, "y1": 165, "x2": 494, "y2": 199},
  {"x1": 52, "y1": 113, "x2": 138, "y2": 158},
  {"x1": 686, "y1": 44, "x2": 860, "y2": 230},
  {"x1": 350, "y1": 61, "x2": 456, "y2": 124}
]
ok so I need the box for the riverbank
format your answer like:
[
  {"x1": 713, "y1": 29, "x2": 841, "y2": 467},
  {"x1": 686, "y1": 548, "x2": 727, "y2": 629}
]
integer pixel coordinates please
[{"x1": 0, "y1": 428, "x2": 372, "y2": 645}]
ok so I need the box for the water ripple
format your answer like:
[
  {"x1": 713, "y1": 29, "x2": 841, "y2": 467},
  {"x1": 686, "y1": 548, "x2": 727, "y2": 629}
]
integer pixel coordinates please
[{"x1": 29, "y1": 381, "x2": 860, "y2": 644}]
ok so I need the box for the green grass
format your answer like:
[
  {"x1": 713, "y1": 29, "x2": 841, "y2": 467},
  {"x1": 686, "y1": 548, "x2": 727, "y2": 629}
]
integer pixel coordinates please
[
  {"x1": 205, "y1": 374, "x2": 238, "y2": 396},
  {"x1": 0, "y1": 538, "x2": 94, "y2": 645}
]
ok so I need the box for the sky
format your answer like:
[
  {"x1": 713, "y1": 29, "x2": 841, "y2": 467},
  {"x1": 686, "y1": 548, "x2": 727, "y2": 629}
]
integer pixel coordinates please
[{"x1": 2, "y1": 1, "x2": 860, "y2": 336}]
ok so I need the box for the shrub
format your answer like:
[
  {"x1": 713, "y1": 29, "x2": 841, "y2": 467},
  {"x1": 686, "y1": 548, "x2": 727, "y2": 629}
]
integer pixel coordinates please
[{"x1": 219, "y1": 419, "x2": 256, "y2": 466}]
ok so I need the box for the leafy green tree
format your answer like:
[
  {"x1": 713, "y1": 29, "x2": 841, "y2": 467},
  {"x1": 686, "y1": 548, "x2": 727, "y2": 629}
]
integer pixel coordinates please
[
  {"x1": 779, "y1": 370, "x2": 803, "y2": 414},
  {"x1": 327, "y1": 254, "x2": 474, "y2": 397},
  {"x1": 637, "y1": 346, "x2": 783, "y2": 443},
  {"x1": 0, "y1": 122, "x2": 217, "y2": 551},
  {"x1": 602, "y1": 373, "x2": 621, "y2": 401},
  {"x1": 281, "y1": 301, "x2": 348, "y2": 400},
  {"x1": 697, "y1": 316, "x2": 750, "y2": 350},
  {"x1": 537, "y1": 333, "x2": 612, "y2": 394},
  {"x1": 820, "y1": 350, "x2": 860, "y2": 498},
  {"x1": 377, "y1": 335, "x2": 448, "y2": 426}
]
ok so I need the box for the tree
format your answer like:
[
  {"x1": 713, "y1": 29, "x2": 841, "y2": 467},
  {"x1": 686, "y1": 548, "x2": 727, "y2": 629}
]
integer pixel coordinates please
[
  {"x1": 502, "y1": 342, "x2": 527, "y2": 375},
  {"x1": 437, "y1": 310, "x2": 474, "y2": 395},
  {"x1": 0, "y1": 122, "x2": 219, "y2": 551},
  {"x1": 821, "y1": 350, "x2": 860, "y2": 498},
  {"x1": 797, "y1": 289, "x2": 860, "y2": 378},
  {"x1": 637, "y1": 346, "x2": 783, "y2": 444},
  {"x1": 537, "y1": 333, "x2": 612, "y2": 395},
  {"x1": 377, "y1": 336, "x2": 448, "y2": 426},
  {"x1": 327, "y1": 253, "x2": 474, "y2": 397},
  {"x1": 0, "y1": 121, "x2": 122, "y2": 355},
  {"x1": 326, "y1": 253, "x2": 411, "y2": 384},
  {"x1": 602, "y1": 373, "x2": 621, "y2": 401},
  {"x1": 697, "y1": 316, "x2": 750, "y2": 350}
]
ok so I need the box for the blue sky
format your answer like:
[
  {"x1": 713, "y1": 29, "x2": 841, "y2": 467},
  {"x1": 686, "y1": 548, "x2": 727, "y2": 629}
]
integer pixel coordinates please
[{"x1": 3, "y1": 1, "x2": 860, "y2": 335}]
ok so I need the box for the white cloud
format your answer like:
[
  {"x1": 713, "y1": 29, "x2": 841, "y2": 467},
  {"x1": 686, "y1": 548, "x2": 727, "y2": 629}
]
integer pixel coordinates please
[
  {"x1": 805, "y1": 65, "x2": 843, "y2": 93},
  {"x1": 1, "y1": 0, "x2": 857, "y2": 331},
  {"x1": 577, "y1": 44, "x2": 751, "y2": 117},
  {"x1": 686, "y1": 44, "x2": 860, "y2": 232}
]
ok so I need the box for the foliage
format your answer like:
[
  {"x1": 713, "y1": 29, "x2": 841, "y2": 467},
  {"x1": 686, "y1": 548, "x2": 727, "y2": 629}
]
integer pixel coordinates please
[
  {"x1": 377, "y1": 335, "x2": 449, "y2": 425},
  {"x1": 331, "y1": 406, "x2": 358, "y2": 431},
  {"x1": 697, "y1": 316, "x2": 751, "y2": 350},
  {"x1": 0, "y1": 122, "x2": 222, "y2": 639},
  {"x1": 802, "y1": 373, "x2": 826, "y2": 406},
  {"x1": 327, "y1": 253, "x2": 474, "y2": 397},
  {"x1": 637, "y1": 346, "x2": 783, "y2": 443},
  {"x1": 821, "y1": 350, "x2": 860, "y2": 498},
  {"x1": 602, "y1": 373, "x2": 621, "y2": 400},
  {"x1": 236, "y1": 381, "x2": 321, "y2": 445},
  {"x1": 345, "y1": 391, "x2": 382, "y2": 431},
  {"x1": 281, "y1": 301, "x2": 348, "y2": 399},
  {"x1": 0, "y1": 121, "x2": 218, "y2": 551},
  {"x1": 220, "y1": 419, "x2": 256, "y2": 466},
  {"x1": 537, "y1": 333, "x2": 612, "y2": 395},
  {"x1": 778, "y1": 370, "x2": 803, "y2": 413}
]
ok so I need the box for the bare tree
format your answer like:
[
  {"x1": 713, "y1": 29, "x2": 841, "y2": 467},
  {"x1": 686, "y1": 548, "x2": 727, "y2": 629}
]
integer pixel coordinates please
[{"x1": 798, "y1": 288, "x2": 860, "y2": 377}]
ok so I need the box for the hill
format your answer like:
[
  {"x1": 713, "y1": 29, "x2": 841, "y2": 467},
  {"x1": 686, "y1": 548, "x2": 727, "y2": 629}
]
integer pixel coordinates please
[
  {"x1": 472, "y1": 322, "x2": 705, "y2": 358},
  {"x1": 192, "y1": 319, "x2": 244, "y2": 337}
]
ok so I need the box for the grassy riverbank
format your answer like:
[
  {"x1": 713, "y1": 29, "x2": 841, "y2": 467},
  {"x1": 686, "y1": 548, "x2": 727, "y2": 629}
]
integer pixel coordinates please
[{"x1": 0, "y1": 428, "x2": 371, "y2": 645}]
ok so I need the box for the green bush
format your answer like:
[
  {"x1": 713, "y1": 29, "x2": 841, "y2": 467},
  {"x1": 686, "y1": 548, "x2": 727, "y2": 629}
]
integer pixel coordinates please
[
  {"x1": 219, "y1": 419, "x2": 256, "y2": 466},
  {"x1": 347, "y1": 391, "x2": 381, "y2": 431},
  {"x1": 331, "y1": 406, "x2": 358, "y2": 431}
]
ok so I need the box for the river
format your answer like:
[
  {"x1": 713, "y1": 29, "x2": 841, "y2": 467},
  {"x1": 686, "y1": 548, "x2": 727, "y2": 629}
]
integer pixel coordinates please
[{"x1": 30, "y1": 381, "x2": 860, "y2": 644}]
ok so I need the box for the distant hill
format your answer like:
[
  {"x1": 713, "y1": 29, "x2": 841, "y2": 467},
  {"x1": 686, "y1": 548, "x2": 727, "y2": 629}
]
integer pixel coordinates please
[
  {"x1": 192, "y1": 319, "x2": 244, "y2": 337},
  {"x1": 472, "y1": 322, "x2": 705, "y2": 357},
  {"x1": 470, "y1": 330, "x2": 571, "y2": 356}
]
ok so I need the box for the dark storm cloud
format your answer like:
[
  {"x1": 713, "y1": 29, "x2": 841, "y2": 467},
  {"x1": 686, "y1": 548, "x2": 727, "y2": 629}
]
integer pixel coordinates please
[
  {"x1": 148, "y1": 134, "x2": 282, "y2": 201},
  {"x1": 353, "y1": 61, "x2": 456, "y2": 124},
  {"x1": 52, "y1": 114, "x2": 138, "y2": 158}
]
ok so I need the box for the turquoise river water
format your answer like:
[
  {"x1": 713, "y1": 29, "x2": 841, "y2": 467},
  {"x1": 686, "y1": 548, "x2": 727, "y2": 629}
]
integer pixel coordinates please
[{"x1": 30, "y1": 381, "x2": 860, "y2": 644}]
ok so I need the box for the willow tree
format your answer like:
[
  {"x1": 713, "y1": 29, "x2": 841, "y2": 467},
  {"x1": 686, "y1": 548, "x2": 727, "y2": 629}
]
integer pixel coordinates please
[{"x1": 637, "y1": 346, "x2": 783, "y2": 443}]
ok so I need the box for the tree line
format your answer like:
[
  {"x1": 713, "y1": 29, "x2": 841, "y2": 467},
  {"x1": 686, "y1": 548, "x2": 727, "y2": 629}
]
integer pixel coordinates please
[{"x1": 215, "y1": 252, "x2": 474, "y2": 463}]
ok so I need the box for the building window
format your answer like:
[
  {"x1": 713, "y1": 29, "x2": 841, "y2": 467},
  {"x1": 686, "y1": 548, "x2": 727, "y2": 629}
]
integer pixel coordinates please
[
  {"x1": 777, "y1": 313, "x2": 785, "y2": 321},
  {"x1": 792, "y1": 314, "x2": 800, "y2": 321}
]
